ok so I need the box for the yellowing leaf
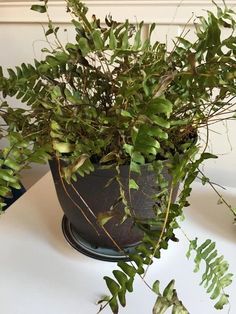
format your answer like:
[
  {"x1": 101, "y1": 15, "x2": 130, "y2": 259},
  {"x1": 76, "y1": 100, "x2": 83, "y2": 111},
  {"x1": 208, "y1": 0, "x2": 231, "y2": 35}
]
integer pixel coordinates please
[
  {"x1": 71, "y1": 154, "x2": 89, "y2": 172},
  {"x1": 52, "y1": 141, "x2": 75, "y2": 153},
  {"x1": 97, "y1": 212, "x2": 114, "y2": 226},
  {"x1": 129, "y1": 179, "x2": 139, "y2": 190}
]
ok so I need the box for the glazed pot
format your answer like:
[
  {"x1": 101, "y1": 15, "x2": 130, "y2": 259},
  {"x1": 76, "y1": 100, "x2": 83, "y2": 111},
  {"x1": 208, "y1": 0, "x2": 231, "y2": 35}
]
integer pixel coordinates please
[{"x1": 49, "y1": 158, "x2": 178, "y2": 261}]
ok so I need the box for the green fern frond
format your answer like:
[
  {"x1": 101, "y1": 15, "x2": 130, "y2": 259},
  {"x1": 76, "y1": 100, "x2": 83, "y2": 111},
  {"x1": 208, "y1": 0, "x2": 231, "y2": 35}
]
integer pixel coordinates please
[
  {"x1": 152, "y1": 280, "x2": 189, "y2": 314},
  {"x1": 187, "y1": 238, "x2": 233, "y2": 310},
  {"x1": 101, "y1": 260, "x2": 137, "y2": 313}
]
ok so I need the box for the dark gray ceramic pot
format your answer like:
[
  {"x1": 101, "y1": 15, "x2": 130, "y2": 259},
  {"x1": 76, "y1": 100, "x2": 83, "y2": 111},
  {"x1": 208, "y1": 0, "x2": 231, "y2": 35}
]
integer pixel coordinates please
[{"x1": 49, "y1": 158, "x2": 178, "y2": 259}]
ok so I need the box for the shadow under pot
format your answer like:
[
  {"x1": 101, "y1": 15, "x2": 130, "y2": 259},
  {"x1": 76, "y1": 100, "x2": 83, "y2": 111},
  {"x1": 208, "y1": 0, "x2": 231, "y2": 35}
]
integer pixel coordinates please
[{"x1": 49, "y1": 158, "x2": 178, "y2": 262}]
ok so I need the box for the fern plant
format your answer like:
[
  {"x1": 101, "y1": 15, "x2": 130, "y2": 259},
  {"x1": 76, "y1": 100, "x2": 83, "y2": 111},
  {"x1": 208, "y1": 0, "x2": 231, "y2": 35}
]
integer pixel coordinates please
[
  {"x1": 187, "y1": 238, "x2": 233, "y2": 310},
  {"x1": 152, "y1": 280, "x2": 189, "y2": 314},
  {"x1": 0, "y1": 0, "x2": 235, "y2": 313}
]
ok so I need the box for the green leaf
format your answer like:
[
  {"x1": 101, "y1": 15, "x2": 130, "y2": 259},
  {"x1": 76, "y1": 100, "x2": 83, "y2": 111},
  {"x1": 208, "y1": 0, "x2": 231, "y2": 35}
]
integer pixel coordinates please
[
  {"x1": 78, "y1": 37, "x2": 91, "y2": 56},
  {"x1": 131, "y1": 152, "x2": 145, "y2": 164},
  {"x1": 133, "y1": 23, "x2": 143, "y2": 50},
  {"x1": 45, "y1": 28, "x2": 54, "y2": 36},
  {"x1": 118, "y1": 288, "x2": 126, "y2": 307},
  {"x1": 109, "y1": 296, "x2": 119, "y2": 314},
  {"x1": 152, "y1": 296, "x2": 169, "y2": 314},
  {"x1": 117, "y1": 261, "x2": 136, "y2": 278},
  {"x1": 129, "y1": 179, "x2": 139, "y2": 190},
  {"x1": 214, "y1": 294, "x2": 229, "y2": 310},
  {"x1": 8, "y1": 181, "x2": 22, "y2": 189},
  {"x1": 130, "y1": 253, "x2": 144, "y2": 270},
  {"x1": 152, "y1": 280, "x2": 189, "y2": 314},
  {"x1": 136, "y1": 135, "x2": 160, "y2": 151},
  {"x1": 92, "y1": 30, "x2": 104, "y2": 50},
  {"x1": 51, "y1": 120, "x2": 61, "y2": 131},
  {"x1": 7, "y1": 68, "x2": 17, "y2": 79},
  {"x1": 52, "y1": 142, "x2": 75, "y2": 153},
  {"x1": 151, "y1": 116, "x2": 170, "y2": 128},
  {"x1": 163, "y1": 280, "x2": 175, "y2": 299},
  {"x1": 109, "y1": 28, "x2": 117, "y2": 49},
  {"x1": 152, "y1": 280, "x2": 160, "y2": 295},
  {"x1": 0, "y1": 169, "x2": 18, "y2": 183},
  {"x1": 55, "y1": 51, "x2": 69, "y2": 62},
  {"x1": 38, "y1": 63, "x2": 50, "y2": 74},
  {"x1": 188, "y1": 238, "x2": 233, "y2": 310},
  {"x1": 3, "y1": 158, "x2": 21, "y2": 171},
  {"x1": 172, "y1": 303, "x2": 189, "y2": 314},
  {"x1": 219, "y1": 273, "x2": 233, "y2": 288},
  {"x1": 210, "y1": 285, "x2": 221, "y2": 300},
  {"x1": 31, "y1": 5, "x2": 47, "y2": 13},
  {"x1": 149, "y1": 23, "x2": 156, "y2": 38},
  {"x1": 103, "y1": 277, "x2": 120, "y2": 295},
  {"x1": 121, "y1": 109, "x2": 132, "y2": 117},
  {"x1": 0, "y1": 201, "x2": 7, "y2": 211},
  {"x1": 130, "y1": 161, "x2": 141, "y2": 174},
  {"x1": 201, "y1": 242, "x2": 216, "y2": 259},
  {"x1": 148, "y1": 98, "x2": 173, "y2": 117},
  {"x1": 0, "y1": 186, "x2": 12, "y2": 198},
  {"x1": 147, "y1": 126, "x2": 168, "y2": 140},
  {"x1": 113, "y1": 270, "x2": 128, "y2": 287},
  {"x1": 201, "y1": 153, "x2": 218, "y2": 160},
  {"x1": 176, "y1": 37, "x2": 192, "y2": 49},
  {"x1": 135, "y1": 144, "x2": 158, "y2": 156},
  {"x1": 123, "y1": 144, "x2": 133, "y2": 156},
  {"x1": 121, "y1": 28, "x2": 129, "y2": 50},
  {"x1": 125, "y1": 277, "x2": 134, "y2": 292},
  {"x1": 52, "y1": 86, "x2": 62, "y2": 98}
]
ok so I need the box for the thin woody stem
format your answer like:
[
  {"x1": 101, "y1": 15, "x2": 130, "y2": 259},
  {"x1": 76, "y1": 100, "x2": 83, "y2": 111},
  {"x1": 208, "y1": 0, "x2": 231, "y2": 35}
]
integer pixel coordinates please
[
  {"x1": 197, "y1": 167, "x2": 236, "y2": 217},
  {"x1": 69, "y1": 181, "x2": 124, "y2": 252},
  {"x1": 54, "y1": 155, "x2": 165, "y2": 307},
  {"x1": 56, "y1": 156, "x2": 100, "y2": 235},
  {"x1": 58, "y1": 159, "x2": 155, "y2": 297}
]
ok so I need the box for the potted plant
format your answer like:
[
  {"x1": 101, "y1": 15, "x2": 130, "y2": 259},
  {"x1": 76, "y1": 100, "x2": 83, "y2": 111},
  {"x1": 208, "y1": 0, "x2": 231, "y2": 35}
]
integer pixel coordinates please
[{"x1": 0, "y1": 0, "x2": 235, "y2": 312}]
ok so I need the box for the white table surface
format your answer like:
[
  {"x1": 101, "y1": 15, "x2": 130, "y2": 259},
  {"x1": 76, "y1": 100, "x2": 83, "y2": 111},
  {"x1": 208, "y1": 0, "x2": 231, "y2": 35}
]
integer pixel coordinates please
[{"x1": 0, "y1": 172, "x2": 235, "y2": 314}]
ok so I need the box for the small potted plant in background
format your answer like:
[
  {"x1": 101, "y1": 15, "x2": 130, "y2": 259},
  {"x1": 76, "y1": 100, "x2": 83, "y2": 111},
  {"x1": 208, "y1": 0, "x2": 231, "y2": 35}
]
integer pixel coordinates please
[{"x1": 0, "y1": 0, "x2": 235, "y2": 312}]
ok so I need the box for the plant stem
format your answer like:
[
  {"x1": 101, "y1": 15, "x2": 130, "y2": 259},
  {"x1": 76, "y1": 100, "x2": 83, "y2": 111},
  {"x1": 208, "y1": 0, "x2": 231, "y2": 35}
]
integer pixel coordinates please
[{"x1": 197, "y1": 167, "x2": 236, "y2": 217}]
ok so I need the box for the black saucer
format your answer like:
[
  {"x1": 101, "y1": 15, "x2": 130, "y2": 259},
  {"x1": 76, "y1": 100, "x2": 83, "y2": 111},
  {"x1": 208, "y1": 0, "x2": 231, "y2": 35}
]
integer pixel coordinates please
[{"x1": 61, "y1": 215, "x2": 139, "y2": 262}]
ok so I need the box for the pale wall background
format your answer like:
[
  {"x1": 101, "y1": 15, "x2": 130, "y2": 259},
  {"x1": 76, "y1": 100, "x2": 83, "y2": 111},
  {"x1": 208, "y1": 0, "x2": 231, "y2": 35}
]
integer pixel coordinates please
[{"x1": 0, "y1": 0, "x2": 236, "y2": 188}]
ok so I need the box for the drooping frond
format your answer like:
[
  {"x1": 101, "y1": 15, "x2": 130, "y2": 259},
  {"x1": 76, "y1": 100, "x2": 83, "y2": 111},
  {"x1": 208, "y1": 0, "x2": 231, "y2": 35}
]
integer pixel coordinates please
[{"x1": 187, "y1": 238, "x2": 233, "y2": 310}]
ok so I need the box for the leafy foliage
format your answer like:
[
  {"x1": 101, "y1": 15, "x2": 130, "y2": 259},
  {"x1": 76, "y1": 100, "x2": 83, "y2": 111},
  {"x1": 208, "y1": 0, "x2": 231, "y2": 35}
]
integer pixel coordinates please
[
  {"x1": 187, "y1": 238, "x2": 233, "y2": 310},
  {"x1": 152, "y1": 280, "x2": 189, "y2": 314},
  {"x1": 0, "y1": 0, "x2": 235, "y2": 312}
]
